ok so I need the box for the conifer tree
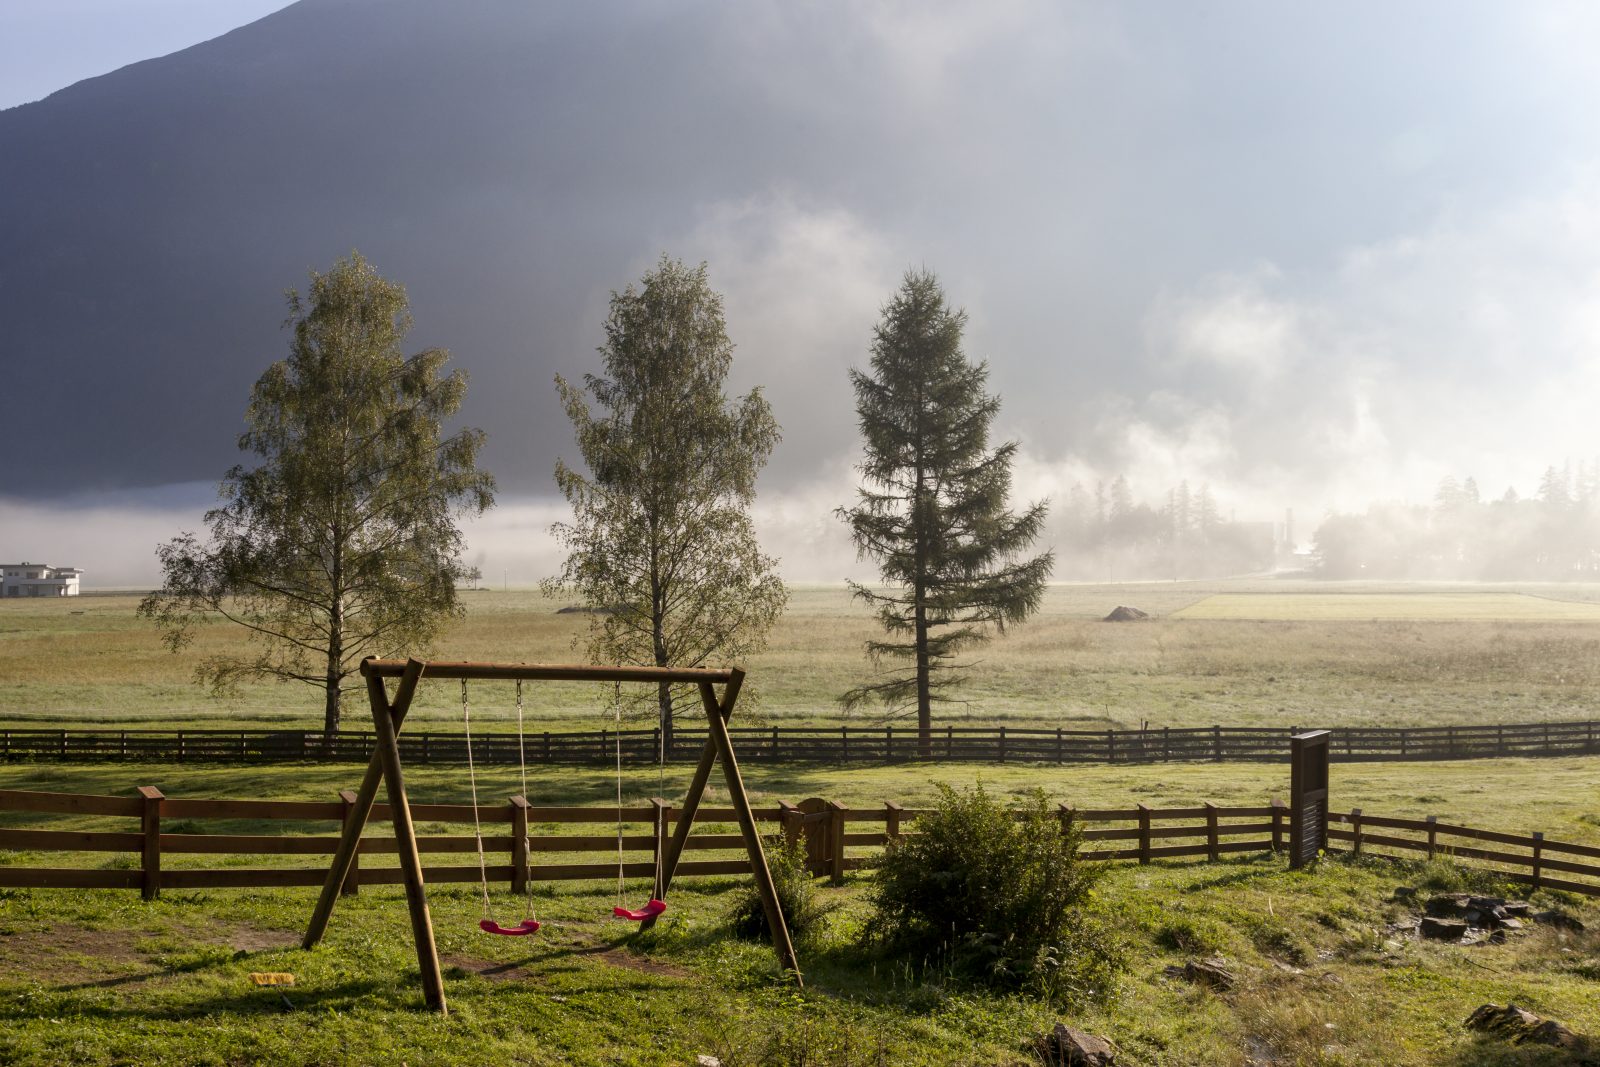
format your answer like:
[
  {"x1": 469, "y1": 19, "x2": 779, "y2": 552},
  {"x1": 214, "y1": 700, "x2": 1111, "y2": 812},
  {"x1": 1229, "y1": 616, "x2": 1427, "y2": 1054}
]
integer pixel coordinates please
[{"x1": 838, "y1": 270, "x2": 1052, "y2": 752}]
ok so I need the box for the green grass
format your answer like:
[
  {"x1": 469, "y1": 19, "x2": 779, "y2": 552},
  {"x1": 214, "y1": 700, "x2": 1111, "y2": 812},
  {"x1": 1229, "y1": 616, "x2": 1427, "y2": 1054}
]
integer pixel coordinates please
[
  {"x1": 5, "y1": 755, "x2": 1600, "y2": 1064},
  {"x1": 8, "y1": 581, "x2": 1600, "y2": 733},
  {"x1": 1174, "y1": 591, "x2": 1600, "y2": 621}
]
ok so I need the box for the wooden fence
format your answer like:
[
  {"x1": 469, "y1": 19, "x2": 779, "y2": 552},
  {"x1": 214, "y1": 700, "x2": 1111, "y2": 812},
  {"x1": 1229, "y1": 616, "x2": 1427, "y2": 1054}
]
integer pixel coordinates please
[
  {"x1": 0, "y1": 786, "x2": 1284, "y2": 897},
  {"x1": 5, "y1": 718, "x2": 1600, "y2": 766},
  {"x1": 1326, "y1": 810, "x2": 1600, "y2": 898},
  {"x1": 4, "y1": 786, "x2": 1597, "y2": 899}
]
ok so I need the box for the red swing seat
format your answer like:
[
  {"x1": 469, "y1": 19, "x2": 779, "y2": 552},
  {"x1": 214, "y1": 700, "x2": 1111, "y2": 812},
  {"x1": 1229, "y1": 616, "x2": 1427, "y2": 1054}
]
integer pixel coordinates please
[
  {"x1": 612, "y1": 898, "x2": 667, "y2": 921},
  {"x1": 479, "y1": 917, "x2": 541, "y2": 936}
]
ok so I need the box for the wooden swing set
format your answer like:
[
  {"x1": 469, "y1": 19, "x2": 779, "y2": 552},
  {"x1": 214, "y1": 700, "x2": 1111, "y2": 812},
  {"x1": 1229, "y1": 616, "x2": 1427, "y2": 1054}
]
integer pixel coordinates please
[{"x1": 301, "y1": 657, "x2": 801, "y2": 1015}]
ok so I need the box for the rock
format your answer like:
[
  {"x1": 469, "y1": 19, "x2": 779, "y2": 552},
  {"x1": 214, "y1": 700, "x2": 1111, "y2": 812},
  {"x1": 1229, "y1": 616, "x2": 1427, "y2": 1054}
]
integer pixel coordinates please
[
  {"x1": 1495, "y1": 917, "x2": 1524, "y2": 932},
  {"x1": 1500, "y1": 901, "x2": 1534, "y2": 919},
  {"x1": 1420, "y1": 916, "x2": 1469, "y2": 941},
  {"x1": 1390, "y1": 886, "x2": 1417, "y2": 902},
  {"x1": 1102, "y1": 605, "x2": 1149, "y2": 622},
  {"x1": 1164, "y1": 957, "x2": 1236, "y2": 991},
  {"x1": 1031, "y1": 1023, "x2": 1117, "y2": 1066},
  {"x1": 1466, "y1": 1003, "x2": 1593, "y2": 1054},
  {"x1": 695, "y1": 1057, "x2": 722, "y2": 1067},
  {"x1": 1536, "y1": 909, "x2": 1586, "y2": 932},
  {"x1": 1466, "y1": 1003, "x2": 1543, "y2": 1037},
  {"x1": 1425, "y1": 893, "x2": 1473, "y2": 918}
]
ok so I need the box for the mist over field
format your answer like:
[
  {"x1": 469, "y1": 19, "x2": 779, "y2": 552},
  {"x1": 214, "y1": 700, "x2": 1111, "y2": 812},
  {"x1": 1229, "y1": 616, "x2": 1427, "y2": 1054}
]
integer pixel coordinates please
[{"x1": 4, "y1": 2, "x2": 1600, "y2": 586}]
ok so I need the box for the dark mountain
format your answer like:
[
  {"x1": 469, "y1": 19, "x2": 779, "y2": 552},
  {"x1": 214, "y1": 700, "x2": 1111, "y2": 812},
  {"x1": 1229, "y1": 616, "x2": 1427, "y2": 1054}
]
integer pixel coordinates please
[{"x1": 0, "y1": 0, "x2": 928, "y2": 495}]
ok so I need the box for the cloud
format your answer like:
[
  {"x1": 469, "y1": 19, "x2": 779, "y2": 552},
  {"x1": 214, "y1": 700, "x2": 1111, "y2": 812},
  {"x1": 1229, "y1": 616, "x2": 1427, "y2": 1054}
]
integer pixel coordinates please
[{"x1": 1086, "y1": 173, "x2": 1600, "y2": 524}]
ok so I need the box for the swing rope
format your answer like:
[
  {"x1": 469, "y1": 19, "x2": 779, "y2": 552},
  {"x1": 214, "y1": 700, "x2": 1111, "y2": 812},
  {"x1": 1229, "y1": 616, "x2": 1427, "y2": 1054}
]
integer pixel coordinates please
[
  {"x1": 515, "y1": 680, "x2": 536, "y2": 923},
  {"x1": 463, "y1": 680, "x2": 493, "y2": 919},
  {"x1": 614, "y1": 682, "x2": 625, "y2": 907},
  {"x1": 612, "y1": 680, "x2": 666, "y2": 922},
  {"x1": 464, "y1": 679, "x2": 539, "y2": 936}
]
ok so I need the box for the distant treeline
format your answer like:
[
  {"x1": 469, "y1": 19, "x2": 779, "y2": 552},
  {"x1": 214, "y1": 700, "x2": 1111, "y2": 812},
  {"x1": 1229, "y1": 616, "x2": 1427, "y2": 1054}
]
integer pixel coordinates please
[
  {"x1": 1314, "y1": 463, "x2": 1600, "y2": 580},
  {"x1": 1055, "y1": 477, "x2": 1279, "y2": 580}
]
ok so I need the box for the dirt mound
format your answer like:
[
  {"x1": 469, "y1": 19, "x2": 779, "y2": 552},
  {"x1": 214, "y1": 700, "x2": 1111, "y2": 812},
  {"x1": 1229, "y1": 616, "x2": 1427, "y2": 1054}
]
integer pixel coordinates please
[{"x1": 1103, "y1": 605, "x2": 1151, "y2": 622}]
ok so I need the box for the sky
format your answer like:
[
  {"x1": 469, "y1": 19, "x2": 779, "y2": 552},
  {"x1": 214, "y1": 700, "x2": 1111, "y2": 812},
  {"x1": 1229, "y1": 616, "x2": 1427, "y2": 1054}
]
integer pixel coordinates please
[
  {"x1": 4, "y1": 1, "x2": 1600, "y2": 586},
  {"x1": 0, "y1": 1, "x2": 287, "y2": 109}
]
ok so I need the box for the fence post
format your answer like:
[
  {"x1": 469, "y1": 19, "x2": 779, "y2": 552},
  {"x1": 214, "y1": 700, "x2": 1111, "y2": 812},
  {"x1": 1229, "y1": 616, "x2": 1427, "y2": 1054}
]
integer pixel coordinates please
[
  {"x1": 1107, "y1": 730, "x2": 1116, "y2": 763},
  {"x1": 1288, "y1": 730, "x2": 1330, "y2": 870},
  {"x1": 1350, "y1": 807, "x2": 1363, "y2": 857},
  {"x1": 1163, "y1": 727, "x2": 1170, "y2": 762},
  {"x1": 841, "y1": 726, "x2": 849, "y2": 763},
  {"x1": 511, "y1": 795, "x2": 532, "y2": 895},
  {"x1": 1056, "y1": 727, "x2": 1064, "y2": 764},
  {"x1": 1213, "y1": 725, "x2": 1223, "y2": 761},
  {"x1": 1270, "y1": 799, "x2": 1286, "y2": 852},
  {"x1": 1058, "y1": 803, "x2": 1076, "y2": 838},
  {"x1": 1137, "y1": 803, "x2": 1151, "y2": 865},
  {"x1": 826, "y1": 801, "x2": 848, "y2": 885},
  {"x1": 946, "y1": 724, "x2": 954, "y2": 758},
  {"x1": 778, "y1": 800, "x2": 802, "y2": 850},
  {"x1": 998, "y1": 726, "x2": 1007, "y2": 764},
  {"x1": 649, "y1": 797, "x2": 669, "y2": 899},
  {"x1": 884, "y1": 801, "x2": 903, "y2": 843},
  {"x1": 1400, "y1": 728, "x2": 1408, "y2": 759},
  {"x1": 339, "y1": 788, "x2": 362, "y2": 896},
  {"x1": 138, "y1": 785, "x2": 164, "y2": 901},
  {"x1": 796, "y1": 798, "x2": 829, "y2": 875},
  {"x1": 885, "y1": 726, "x2": 893, "y2": 761},
  {"x1": 1425, "y1": 815, "x2": 1438, "y2": 860},
  {"x1": 1205, "y1": 802, "x2": 1218, "y2": 861},
  {"x1": 1532, "y1": 831, "x2": 1544, "y2": 889}
]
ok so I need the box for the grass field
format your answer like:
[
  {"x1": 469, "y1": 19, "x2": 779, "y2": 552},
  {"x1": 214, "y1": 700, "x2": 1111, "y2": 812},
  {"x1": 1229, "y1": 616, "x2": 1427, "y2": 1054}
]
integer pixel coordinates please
[
  {"x1": 6, "y1": 581, "x2": 1600, "y2": 733},
  {"x1": 1173, "y1": 591, "x2": 1600, "y2": 621},
  {"x1": 10, "y1": 576, "x2": 1600, "y2": 1064},
  {"x1": 5, "y1": 758, "x2": 1600, "y2": 1065}
]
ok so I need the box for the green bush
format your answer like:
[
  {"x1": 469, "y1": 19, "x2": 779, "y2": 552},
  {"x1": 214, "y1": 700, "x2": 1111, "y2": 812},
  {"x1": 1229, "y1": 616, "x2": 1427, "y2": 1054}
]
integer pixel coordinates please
[
  {"x1": 730, "y1": 834, "x2": 839, "y2": 945},
  {"x1": 868, "y1": 783, "x2": 1118, "y2": 999}
]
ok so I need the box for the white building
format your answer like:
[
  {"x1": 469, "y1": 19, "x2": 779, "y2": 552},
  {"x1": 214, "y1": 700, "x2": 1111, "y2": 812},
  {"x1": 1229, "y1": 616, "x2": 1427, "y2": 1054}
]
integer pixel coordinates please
[{"x1": 1, "y1": 563, "x2": 82, "y2": 597}]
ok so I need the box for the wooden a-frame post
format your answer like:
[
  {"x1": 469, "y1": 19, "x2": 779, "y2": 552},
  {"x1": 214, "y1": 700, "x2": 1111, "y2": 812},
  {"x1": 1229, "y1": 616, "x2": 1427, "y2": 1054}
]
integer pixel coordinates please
[{"x1": 303, "y1": 658, "x2": 802, "y2": 1016}]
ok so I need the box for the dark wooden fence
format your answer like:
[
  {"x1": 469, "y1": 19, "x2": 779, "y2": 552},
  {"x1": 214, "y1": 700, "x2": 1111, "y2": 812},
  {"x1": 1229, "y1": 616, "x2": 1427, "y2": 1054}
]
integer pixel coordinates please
[
  {"x1": 5, "y1": 786, "x2": 1596, "y2": 898},
  {"x1": 0, "y1": 786, "x2": 1283, "y2": 896},
  {"x1": 4, "y1": 718, "x2": 1600, "y2": 766},
  {"x1": 1326, "y1": 810, "x2": 1600, "y2": 898}
]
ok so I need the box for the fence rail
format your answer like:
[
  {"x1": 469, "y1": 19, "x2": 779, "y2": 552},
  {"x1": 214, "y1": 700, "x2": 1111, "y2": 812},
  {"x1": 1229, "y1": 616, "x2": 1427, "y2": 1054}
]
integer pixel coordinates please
[
  {"x1": 0, "y1": 786, "x2": 1284, "y2": 896},
  {"x1": 5, "y1": 718, "x2": 1600, "y2": 766},
  {"x1": 4, "y1": 786, "x2": 1597, "y2": 899}
]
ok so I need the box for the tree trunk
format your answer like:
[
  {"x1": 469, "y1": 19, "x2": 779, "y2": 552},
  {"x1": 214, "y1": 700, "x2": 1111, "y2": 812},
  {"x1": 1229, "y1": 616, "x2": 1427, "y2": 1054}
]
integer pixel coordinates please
[
  {"x1": 914, "y1": 592, "x2": 931, "y2": 758},
  {"x1": 652, "y1": 589, "x2": 672, "y2": 748},
  {"x1": 324, "y1": 591, "x2": 343, "y2": 738}
]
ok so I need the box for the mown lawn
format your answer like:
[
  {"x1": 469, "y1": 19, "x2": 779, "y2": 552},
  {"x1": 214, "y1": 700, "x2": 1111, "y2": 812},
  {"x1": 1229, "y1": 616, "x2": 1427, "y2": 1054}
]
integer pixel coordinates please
[{"x1": 5, "y1": 758, "x2": 1600, "y2": 1063}]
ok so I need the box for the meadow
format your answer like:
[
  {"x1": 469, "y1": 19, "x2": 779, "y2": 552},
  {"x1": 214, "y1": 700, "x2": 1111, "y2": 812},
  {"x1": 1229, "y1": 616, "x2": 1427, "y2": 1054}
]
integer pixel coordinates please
[
  {"x1": 7, "y1": 580, "x2": 1600, "y2": 734},
  {"x1": 8, "y1": 580, "x2": 1600, "y2": 1064},
  {"x1": 6, "y1": 757, "x2": 1600, "y2": 1065}
]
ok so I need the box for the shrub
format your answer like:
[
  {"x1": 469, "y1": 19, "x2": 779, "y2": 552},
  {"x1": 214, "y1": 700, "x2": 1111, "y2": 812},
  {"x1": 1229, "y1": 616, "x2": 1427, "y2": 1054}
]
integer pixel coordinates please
[
  {"x1": 868, "y1": 783, "x2": 1118, "y2": 999},
  {"x1": 730, "y1": 834, "x2": 839, "y2": 945}
]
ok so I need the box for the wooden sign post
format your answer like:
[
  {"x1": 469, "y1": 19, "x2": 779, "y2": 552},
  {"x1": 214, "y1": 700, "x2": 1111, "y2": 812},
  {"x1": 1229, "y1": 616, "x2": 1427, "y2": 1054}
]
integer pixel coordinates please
[{"x1": 1289, "y1": 730, "x2": 1330, "y2": 870}]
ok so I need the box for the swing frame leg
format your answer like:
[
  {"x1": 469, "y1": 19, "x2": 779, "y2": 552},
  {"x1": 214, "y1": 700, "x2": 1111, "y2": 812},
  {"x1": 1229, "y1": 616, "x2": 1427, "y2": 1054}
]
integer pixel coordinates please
[
  {"x1": 303, "y1": 658, "x2": 448, "y2": 1015},
  {"x1": 647, "y1": 672, "x2": 802, "y2": 985}
]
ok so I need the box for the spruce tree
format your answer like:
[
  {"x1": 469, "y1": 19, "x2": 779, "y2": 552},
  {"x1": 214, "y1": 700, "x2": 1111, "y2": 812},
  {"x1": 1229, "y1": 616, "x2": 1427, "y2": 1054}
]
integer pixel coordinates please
[{"x1": 839, "y1": 270, "x2": 1052, "y2": 752}]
